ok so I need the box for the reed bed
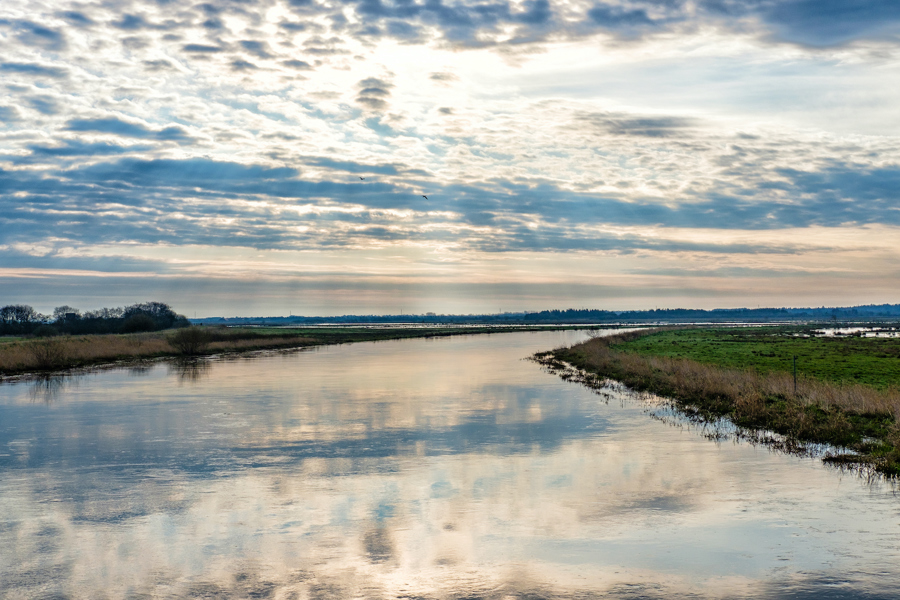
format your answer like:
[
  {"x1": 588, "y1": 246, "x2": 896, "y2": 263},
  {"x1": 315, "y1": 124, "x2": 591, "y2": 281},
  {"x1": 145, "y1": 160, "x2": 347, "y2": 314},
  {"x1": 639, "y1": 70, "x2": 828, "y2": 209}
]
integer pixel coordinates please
[
  {"x1": 539, "y1": 331, "x2": 900, "y2": 476},
  {"x1": 1, "y1": 324, "x2": 566, "y2": 378},
  {"x1": 0, "y1": 334, "x2": 170, "y2": 372},
  {"x1": 0, "y1": 331, "x2": 317, "y2": 375}
]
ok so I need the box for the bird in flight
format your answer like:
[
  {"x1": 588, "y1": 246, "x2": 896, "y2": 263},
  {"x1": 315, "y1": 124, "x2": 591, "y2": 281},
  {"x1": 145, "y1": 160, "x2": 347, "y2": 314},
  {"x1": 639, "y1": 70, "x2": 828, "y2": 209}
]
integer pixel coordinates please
[
  {"x1": 422, "y1": 195, "x2": 428, "y2": 199},
  {"x1": 359, "y1": 177, "x2": 365, "y2": 180}
]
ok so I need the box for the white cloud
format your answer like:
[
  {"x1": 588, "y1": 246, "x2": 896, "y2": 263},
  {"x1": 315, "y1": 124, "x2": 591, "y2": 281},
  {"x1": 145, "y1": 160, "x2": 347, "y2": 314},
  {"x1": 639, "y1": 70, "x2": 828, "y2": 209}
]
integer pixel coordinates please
[{"x1": 2, "y1": 0, "x2": 900, "y2": 313}]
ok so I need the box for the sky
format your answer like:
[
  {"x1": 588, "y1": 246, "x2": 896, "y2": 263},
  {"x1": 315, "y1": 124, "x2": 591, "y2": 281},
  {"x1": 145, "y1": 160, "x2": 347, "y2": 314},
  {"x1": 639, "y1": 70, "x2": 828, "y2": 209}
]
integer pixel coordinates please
[{"x1": 1, "y1": 0, "x2": 900, "y2": 317}]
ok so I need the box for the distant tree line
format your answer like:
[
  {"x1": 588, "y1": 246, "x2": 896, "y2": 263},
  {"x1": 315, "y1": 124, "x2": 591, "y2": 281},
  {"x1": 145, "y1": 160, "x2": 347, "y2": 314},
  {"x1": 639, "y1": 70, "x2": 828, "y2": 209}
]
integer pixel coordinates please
[
  {"x1": 0, "y1": 302, "x2": 190, "y2": 336},
  {"x1": 193, "y1": 303, "x2": 900, "y2": 326}
]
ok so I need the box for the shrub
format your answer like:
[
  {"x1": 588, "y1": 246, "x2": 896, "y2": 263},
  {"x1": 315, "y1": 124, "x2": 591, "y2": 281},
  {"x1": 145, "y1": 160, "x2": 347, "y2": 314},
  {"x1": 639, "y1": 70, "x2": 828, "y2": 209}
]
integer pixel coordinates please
[
  {"x1": 169, "y1": 326, "x2": 212, "y2": 355},
  {"x1": 28, "y1": 339, "x2": 69, "y2": 370}
]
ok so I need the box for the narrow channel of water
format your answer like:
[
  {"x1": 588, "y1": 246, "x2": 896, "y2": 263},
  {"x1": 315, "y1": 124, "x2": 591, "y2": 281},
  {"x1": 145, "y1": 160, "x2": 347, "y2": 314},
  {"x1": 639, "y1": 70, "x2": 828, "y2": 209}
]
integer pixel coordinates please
[{"x1": 1, "y1": 330, "x2": 899, "y2": 599}]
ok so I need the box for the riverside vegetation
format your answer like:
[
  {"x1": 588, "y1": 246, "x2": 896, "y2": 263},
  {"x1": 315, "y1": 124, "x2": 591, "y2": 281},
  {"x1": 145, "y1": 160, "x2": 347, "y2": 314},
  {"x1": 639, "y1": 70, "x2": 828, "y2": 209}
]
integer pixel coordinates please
[
  {"x1": 536, "y1": 326, "x2": 900, "y2": 477},
  {"x1": 0, "y1": 321, "x2": 594, "y2": 378},
  {"x1": 0, "y1": 327, "x2": 314, "y2": 374}
]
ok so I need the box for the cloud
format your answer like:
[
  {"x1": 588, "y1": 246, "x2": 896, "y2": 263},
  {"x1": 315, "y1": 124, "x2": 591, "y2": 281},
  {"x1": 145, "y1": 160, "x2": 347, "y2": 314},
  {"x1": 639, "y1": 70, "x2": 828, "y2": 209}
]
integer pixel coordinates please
[
  {"x1": 761, "y1": 0, "x2": 900, "y2": 46},
  {"x1": 0, "y1": 106, "x2": 21, "y2": 123},
  {"x1": 142, "y1": 59, "x2": 178, "y2": 71},
  {"x1": 280, "y1": 21, "x2": 309, "y2": 32},
  {"x1": 0, "y1": 3, "x2": 897, "y2": 290},
  {"x1": 429, "y1": 71, "x2": 458, "y2": 81},
  {"x1": 279, "y1": 0, "x2": 900, "y2": 47},
  {"x1": 303, "y1": 36, "x2": 350, "y2": 55},
  {"x1": 57, "y1": 11, "x2": 95, "y2": 27},
  {"x1": 3, "y1": 148, "x2": 900, "y2": 257},
  {"x1": 283, "y1": 59, "x2": 313, "y2": 70},
  {"x1": 0, "y1": 62, "x2": 68, "y2": 78},
  {"x1": 64, "y1": 118, "x2": 192, "y2": 141},
  {"x1": 230, "y1": 59, "x2": 258, "y2": 71},
  {"x1": 304, "y1": 157, "x2": 404, "y2": 175},
  {"x1": 122, "y1": 36, "x2": 152, "y2": 50},
  {"x1": 356, "y1": 77, "x2": 394, "y2": 110},
  {"x1": 182, "y1": 43, "x2": 224, "y2": 53},
  {"x1": 112, "y1": 14, "x2": 155, "y2": 31},
  {"x1": 10, "y1": 20, "x2": 67, "y2": 51},
  {"x1": 202, "y1": 17, "x2": 225, "y2": 30},
  {"x1": 240, "y1": 40, "x2": 273, "y2": 58},
  {"x1": 386, "y1": 20, "x2": 424, "y2": 41},
  {"x1": 27, "y1": 140, "x2": 152, "y2": 157},
  {"x1": 25, "y1": 96, "x2": 62, "y2": 116},
  {"x1": 70, "y1": 158, "x2": 301, "y2": 188},
  {"x1": 516, "y1": 0, "x2": 552, "y2": 25},
  {"x1": 576, "y1": 111, "x2": 698, "y2": 138},
  {"x1": 586, "y1": 4, "x2": 659, "y2": 32}
]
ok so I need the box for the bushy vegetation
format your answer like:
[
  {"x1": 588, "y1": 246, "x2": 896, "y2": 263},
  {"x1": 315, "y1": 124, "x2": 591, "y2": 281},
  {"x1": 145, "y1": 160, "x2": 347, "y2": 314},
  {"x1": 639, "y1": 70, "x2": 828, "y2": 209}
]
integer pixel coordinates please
[
  {"x1": 0, "y1": 301, "x2": 190, "y2": 336},
  {"x1": 538, "y1": 328, "x2": 900, "y2": 476},
  {"x1": 28, "y1": 339, "x2": 69, "y2": 370},
  {"x1": 169, "y1": 327, "x2": 212, "y2": 355}
]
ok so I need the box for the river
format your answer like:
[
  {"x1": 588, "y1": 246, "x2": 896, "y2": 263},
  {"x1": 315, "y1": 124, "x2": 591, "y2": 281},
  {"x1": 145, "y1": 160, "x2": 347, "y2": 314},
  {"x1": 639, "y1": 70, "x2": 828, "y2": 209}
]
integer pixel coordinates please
[{"x1": 1, "y1": 329, "x2": 899, "y2": 599}]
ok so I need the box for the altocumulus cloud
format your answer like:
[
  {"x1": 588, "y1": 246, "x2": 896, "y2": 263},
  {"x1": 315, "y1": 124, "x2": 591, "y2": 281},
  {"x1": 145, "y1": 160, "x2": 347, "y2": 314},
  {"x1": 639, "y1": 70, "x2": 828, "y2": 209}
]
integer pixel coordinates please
[
  {"x1": 1, "y1": 0, "x2": 900, "y2": 313},
  {"x1": 3, "y1": 152, "x2": 900, "y2": 255},
  {"x1": 64, "y1": 118, "x2": 192, "y2": 142},
  {"x1": 0, "y1": 62, "x2": 68, "y2": 78}
]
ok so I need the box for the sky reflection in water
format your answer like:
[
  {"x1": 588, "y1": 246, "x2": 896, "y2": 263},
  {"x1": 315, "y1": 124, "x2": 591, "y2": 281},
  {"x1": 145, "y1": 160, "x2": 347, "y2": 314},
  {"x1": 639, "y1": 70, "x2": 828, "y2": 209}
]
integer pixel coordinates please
[{"x1": 1, "y1": 330, "x2": 900, "y2": 599}]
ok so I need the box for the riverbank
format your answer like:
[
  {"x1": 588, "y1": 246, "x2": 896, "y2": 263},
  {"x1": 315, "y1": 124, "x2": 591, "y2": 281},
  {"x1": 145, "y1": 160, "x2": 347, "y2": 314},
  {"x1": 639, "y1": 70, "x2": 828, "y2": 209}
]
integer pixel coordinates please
[
  {"x1": 0, "y1": 324, "x2": 597, "y2": 380},
  {"x1": 536, "y1": 327, "x2": 900, "y2": 476}
]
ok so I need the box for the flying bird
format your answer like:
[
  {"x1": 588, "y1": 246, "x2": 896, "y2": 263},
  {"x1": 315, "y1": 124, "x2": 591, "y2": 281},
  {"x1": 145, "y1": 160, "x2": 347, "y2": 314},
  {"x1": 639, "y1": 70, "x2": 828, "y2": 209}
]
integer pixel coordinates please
[
  {"x1": 359, "y1": 177, "x2": 365, "y2": 180},
  {"x1": 422, "y1": 195, "x2": 428, "y2": 199}
]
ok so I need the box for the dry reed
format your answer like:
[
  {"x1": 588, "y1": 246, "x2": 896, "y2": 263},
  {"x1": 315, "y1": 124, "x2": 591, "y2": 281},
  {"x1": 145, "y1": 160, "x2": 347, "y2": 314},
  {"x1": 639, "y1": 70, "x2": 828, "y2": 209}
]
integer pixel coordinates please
[{"x1": 0, "y1": 332, "x2": 317, "y2": 375}]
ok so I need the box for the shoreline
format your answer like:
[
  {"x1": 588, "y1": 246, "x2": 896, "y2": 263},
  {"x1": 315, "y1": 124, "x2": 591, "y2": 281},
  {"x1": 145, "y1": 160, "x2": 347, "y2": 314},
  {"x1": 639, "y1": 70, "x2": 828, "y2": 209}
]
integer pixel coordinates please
[
  {"x1": 536, "y1": 328, "x2": 900, "y2": 477},
  {"x1": 0, "y1": 324, "x2": 599, "y2": 382}
]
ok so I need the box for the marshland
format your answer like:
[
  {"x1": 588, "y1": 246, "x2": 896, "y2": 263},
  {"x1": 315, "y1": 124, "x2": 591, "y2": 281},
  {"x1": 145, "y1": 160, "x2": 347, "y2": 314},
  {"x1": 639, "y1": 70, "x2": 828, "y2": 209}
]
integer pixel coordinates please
[
  {"x1": 5, "y1": 328, "x2": 900, "y2": 599},
  {"x1": 538, "y1": 325, "x2": 900, "y2": 476},
  {"x1": 1, "y1": 298, "x2": 609, "y2": 378}
]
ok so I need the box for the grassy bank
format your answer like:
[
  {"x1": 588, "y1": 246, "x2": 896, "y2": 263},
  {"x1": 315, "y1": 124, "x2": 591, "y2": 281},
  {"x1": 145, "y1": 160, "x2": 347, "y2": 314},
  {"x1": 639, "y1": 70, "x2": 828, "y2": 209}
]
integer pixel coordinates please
[
  {"x1": 0, "y1": 324, "x2": 590, "y2": 379},
  {"x1": 537, "y1": 327, "x2": 900, "y2": 477},
  {"x1": 615, "y1": 326, "x2": 900, "y2": 389}
]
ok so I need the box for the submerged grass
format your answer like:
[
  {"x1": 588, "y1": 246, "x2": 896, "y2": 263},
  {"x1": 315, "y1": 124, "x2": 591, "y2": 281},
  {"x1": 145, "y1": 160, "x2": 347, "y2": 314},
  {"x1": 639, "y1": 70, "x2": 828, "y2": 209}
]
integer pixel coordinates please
[{"x1": 538, "y1": 328, "x2": 900, "y2": 477}]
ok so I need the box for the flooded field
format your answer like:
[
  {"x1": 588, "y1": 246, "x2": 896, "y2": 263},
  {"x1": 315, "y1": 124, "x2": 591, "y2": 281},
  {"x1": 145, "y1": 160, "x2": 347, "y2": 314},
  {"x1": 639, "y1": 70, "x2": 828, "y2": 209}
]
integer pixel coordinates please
[{"x1": 2, "y1": 330, "x2": 900, "y2": 599}]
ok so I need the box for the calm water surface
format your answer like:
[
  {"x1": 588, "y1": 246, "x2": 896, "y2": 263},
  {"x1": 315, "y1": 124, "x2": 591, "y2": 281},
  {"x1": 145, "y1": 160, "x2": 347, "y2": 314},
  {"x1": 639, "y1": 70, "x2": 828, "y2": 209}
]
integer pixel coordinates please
[{"x1": 2, "y1": 330, "x2": 900, "y2": 599}]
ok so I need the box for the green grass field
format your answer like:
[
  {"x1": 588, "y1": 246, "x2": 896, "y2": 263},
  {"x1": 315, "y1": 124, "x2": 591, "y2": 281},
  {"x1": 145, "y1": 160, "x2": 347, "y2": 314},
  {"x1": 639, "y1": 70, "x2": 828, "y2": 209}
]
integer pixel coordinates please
[{"x1": 613, "y1": 327, "x2": 900, "y2": 390}]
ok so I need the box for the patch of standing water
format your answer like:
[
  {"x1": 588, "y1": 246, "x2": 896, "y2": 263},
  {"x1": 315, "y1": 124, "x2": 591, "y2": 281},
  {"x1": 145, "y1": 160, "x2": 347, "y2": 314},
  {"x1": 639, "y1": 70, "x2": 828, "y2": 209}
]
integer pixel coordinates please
[
  {"x1": 813, "y1": 326, "x2": 900, "y2": 338},
  {"x1": 1, "y1": 329, "x2": 900, "y2": 599}
]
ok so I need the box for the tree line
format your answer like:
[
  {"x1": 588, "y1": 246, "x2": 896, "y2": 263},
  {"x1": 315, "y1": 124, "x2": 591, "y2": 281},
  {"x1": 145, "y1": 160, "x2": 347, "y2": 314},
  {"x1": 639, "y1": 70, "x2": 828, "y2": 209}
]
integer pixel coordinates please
[{"x1": 0, "y1": 302, "x2": 190, "y2": 336}]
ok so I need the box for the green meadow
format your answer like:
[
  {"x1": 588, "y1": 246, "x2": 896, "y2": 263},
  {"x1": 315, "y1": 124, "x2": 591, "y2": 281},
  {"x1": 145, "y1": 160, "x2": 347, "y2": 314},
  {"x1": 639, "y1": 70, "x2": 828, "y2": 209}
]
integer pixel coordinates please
[{"x1": 614, "y1": 327, "x2": 900, "y2": 390}]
